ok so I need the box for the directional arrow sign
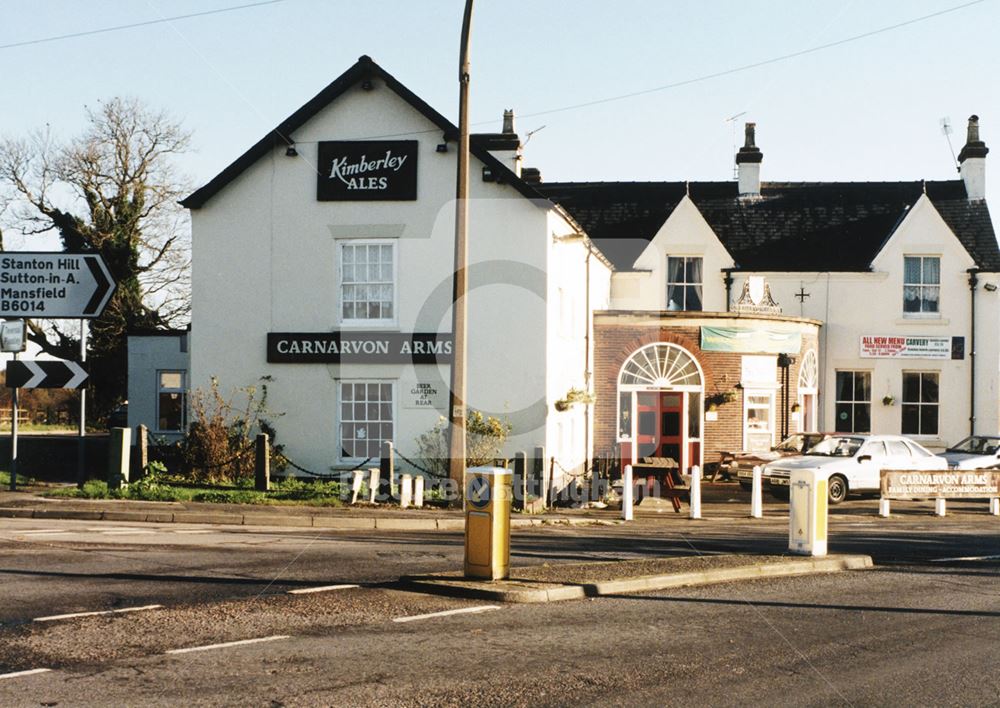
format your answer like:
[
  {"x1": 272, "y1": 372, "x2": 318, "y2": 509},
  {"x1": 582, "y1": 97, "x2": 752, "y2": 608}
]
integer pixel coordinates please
[
  {"x1": 5, "y1": 360, "x2": 89, "y2": 389},
  {"x1": 0, "y1": 252, "x2": 116, "y2": 319}
]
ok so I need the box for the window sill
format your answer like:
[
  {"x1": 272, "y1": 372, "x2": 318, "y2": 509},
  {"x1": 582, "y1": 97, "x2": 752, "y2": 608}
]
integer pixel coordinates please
[{"x1": 894, "y1": 317, "x2": 949, "y2": 326}]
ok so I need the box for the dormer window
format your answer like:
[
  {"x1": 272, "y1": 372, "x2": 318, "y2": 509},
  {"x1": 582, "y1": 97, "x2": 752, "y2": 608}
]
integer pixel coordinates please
[
  {"x1": 666, "y1": 256, "x2": 703, "y2": 311},
  {"x1": 903, "y1": 256, "x2": 940, "y2": 316}
]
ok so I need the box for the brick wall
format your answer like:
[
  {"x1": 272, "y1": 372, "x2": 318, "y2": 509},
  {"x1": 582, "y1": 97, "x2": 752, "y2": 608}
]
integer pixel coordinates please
[{"x1": 594, "y1": 319, "x2": 820, "y2": 466}]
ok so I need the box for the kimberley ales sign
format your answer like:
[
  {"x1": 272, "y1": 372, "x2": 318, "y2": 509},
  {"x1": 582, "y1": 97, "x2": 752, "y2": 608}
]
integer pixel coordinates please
[
  {"x1": 881, "y1": 470, "x2": 1000, "y2": 500},
  {"x1": 317, "y1": 140, "x2": 417, "y2": 201},
  {"x1": 267, "y1": 332, "x2": 452, "y2": 364}
]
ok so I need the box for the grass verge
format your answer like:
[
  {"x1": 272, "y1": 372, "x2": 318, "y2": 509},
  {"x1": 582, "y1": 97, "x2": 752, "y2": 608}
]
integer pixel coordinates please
[{"x1": 44, "y1": 477, "x2": 345, "y2": 507}]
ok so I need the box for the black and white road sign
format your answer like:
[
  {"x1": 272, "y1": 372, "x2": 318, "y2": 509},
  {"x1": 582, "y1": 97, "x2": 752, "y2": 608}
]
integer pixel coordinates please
[
  {"x1": 0, "y1": 252, "x2": 116, "y2": 319},
  {"x1": 5, "y1": 360, "x2": 88, "y2": 389}
]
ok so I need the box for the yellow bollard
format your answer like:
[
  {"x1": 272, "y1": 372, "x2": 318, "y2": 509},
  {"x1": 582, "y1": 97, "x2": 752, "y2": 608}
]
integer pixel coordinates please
[{"x1": 464, "y1": 467, "x2": 512, "y2": 580}]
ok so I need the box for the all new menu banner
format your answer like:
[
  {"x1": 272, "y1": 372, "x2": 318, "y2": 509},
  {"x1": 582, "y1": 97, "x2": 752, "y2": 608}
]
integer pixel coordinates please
[{"x1": 859, "y1": 335, "x2": 964, "y2": 360}]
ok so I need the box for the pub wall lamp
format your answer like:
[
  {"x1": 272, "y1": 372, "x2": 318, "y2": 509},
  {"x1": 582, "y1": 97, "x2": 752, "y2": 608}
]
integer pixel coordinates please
[{"x1": 284, "y1": 141, "x2": 298, "y2": 157}]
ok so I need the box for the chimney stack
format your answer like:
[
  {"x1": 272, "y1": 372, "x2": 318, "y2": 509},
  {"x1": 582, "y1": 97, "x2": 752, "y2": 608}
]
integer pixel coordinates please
[
  {"x1": 502, "y1": 109, "x2": 516, "y2": 135},
  {"x1": 735, "y1": 122, "x2": 763, "y2": 197},
  {"x1": 958, "y1": 115, "x2": 989, "y2": 201}
]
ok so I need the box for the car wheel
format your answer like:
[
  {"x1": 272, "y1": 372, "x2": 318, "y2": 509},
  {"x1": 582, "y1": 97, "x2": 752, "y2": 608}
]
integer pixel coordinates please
[
  {"x1": 770, "y1": 487, "x2": 789, "y2": 501},
  {"x1": 828, "y1": 474, "x2": 848, "y2": 505}
]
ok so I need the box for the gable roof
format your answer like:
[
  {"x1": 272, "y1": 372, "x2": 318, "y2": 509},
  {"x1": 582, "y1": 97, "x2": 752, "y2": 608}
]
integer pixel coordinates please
[
  {"x1": 538, "y1": 180, "x2": 1000, "y2": 272},
  {"x1": 181, "y1": 55, "x2": 544, "y2": 208}
]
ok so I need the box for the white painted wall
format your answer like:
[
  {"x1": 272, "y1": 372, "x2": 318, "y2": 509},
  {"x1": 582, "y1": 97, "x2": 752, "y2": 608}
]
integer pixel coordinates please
[
  {"x1": 190, "y1": 78, "x2": 593, "y2": 476},
  {"x1": 597, "y1": 192, "x2": 999, "y2": 448},
  {"x1": 542, "y1": 217, "x2": 614, "y2": 488},
  {"x1": 610, "y1": 195, "x2": 735, "y2": 311},
  {"x1": 736, "y1": 197, "x2": 993, "y2": 448}
]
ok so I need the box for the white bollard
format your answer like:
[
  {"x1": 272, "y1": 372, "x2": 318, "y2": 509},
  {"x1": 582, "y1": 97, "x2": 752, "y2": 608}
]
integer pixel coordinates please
[
  {"x1": 351, "y1": 470, "x2": 365, "y2": 504},
  {"x1": 622, "y1": 465, "x2": 634, "y2": 521},
  {"x1": 750, "y1": 465, "x2": 763, "y2": 518},
  {"x1": 400, "y1": 474, "x2": 413, "y2": 509},
  {"x1": 879, "y1": 498, "x2": 891, "y2": 518},
  {"x1": 789, "y1": 469, "x2": 828, "y2": 556},
  {"x1": 414, "y1": 476, "x2": 425, "y2": 508},
  {"x1": 990, "y1": 498, "x2": 999, "y2": 516},
  {"x1": 689, "y1": 465, "x2": 702, "y2": 520},
  {"x1": 935, "y1": 498, "x2": 947, "y2": 517},
  {"x1": 368, "y1": 468, "x2": 379, "y2": 504}
]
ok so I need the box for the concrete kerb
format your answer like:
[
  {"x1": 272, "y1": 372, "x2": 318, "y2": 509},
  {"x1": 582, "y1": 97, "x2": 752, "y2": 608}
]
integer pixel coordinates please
[{"x1": 400, "y1": 555, "x2": 874, "y2": 604}]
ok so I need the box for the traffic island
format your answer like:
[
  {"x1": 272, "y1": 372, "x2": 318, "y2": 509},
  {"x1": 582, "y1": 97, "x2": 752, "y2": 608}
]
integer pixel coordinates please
[{"x1": 399, "y1": 554, "x2": 873, "y2": 604}]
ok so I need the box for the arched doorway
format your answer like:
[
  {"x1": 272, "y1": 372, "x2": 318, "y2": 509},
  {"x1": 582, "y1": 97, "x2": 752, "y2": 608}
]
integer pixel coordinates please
[
  {"x1": 617, "y1": 343, "x2": 704, "y2": 472},
  {"x1": 797, "y1": 349, "x2": 818, "y2": 432}
]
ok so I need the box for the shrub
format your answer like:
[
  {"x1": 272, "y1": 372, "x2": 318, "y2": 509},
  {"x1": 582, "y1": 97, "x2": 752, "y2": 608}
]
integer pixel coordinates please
[
  {"x1": 177, "y1": 377, "x2": 284, "y2": 485},
  {"x1": 414, "y1": 410, "x2": 512, "y2": 477}
]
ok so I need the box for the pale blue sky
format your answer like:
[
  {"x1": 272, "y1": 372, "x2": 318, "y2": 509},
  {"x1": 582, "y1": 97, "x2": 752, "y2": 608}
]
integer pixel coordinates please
[{"x1": 1, "y1": 0, "x2": 998, "y2": 239}]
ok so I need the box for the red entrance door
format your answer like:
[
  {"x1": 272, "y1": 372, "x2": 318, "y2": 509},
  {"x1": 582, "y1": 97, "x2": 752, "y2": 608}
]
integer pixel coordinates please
[
  {"x1": 659, "y1": 392, "x2": 682, "y2": 465},
  {"x1": 634, "y1": 392, "x2": 685, "y2": 469}
]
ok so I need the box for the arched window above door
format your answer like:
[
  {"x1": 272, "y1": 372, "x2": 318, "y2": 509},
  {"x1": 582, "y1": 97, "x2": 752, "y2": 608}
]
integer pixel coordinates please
[{"x1": 619, "y1": 343, "x2": 703, "y2": 389}]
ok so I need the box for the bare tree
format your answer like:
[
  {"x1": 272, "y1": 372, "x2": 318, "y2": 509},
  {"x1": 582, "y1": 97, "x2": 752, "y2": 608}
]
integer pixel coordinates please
[{"x1": 0, "y1": 97, "x2": 192, "y2": 420}]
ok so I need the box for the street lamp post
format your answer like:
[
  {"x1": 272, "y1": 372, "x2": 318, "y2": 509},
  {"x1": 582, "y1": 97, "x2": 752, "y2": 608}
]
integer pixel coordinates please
[{"x1": 447, "y1": 0, "x2": 475, "y2": 502}]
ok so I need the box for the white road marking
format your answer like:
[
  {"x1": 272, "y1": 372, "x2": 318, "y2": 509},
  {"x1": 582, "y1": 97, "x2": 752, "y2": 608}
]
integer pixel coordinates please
[
  {"x1": 99, "y1": 529, "x2": 157, "y2": 535},
  {"x1": 165, "y1": 635, "x2": 290, "y2": 655},
  {"x1": 35, "y1": 604, "x2": 163, "y2": 622},
  {"x1": 393, "y1": 605, "x2": 501, "y2": 623},
  {"x1": 929, "y1": 554, "x2": 1000, "y2": 562},
  {"x1": 0, "y1": 668, "x2": 51, "y2": 680},
  {"x1": 19, "y1": 529, "x2": 72, "y2": 535},
  {"x1": 171, "y1": 529, "x2": 213, "y2": 534},
  {"x1": 287, "y1": 584, "x2": 360, "y2": 595}
]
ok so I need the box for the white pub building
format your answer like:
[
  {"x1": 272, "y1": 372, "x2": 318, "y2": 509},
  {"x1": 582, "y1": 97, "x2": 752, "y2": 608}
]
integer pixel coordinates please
[{"x1": 129, "y1": 56, "x2": 1000, "y2": 492}]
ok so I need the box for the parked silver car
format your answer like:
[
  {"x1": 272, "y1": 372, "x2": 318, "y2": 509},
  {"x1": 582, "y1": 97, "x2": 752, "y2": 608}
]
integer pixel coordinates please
[
  {"x1": 764, "y1": 434, "x2": 948, "y2": 504},
  {"x1": 939, "y1": 435, "x2": 1000, "y2": 469}
]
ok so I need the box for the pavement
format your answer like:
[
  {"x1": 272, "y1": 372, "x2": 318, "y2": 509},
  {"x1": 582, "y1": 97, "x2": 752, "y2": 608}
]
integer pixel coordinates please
[{"x1": 0, "y1": 485, "x2": 626, "y2": 530}]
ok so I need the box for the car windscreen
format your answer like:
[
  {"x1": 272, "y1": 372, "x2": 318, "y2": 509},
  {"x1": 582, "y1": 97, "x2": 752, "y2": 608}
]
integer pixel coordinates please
[
  {"x1": 807, "y1": 437, "x2": 863, "y2": 457},
  {"x1": 946, "y1": 436, "x2": 1000, "y2": 454},
  {"x1": 774, "y1": 435, "x2": 805, "y2": 452}
]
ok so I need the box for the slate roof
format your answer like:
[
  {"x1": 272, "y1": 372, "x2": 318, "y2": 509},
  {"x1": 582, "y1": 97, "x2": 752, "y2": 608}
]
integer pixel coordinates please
[{"x1": 537, "y1": 180, "x2": 1000, "y2": 272}]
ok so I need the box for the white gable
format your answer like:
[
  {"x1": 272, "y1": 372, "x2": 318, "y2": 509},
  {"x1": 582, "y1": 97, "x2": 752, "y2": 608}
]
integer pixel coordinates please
[{"x1": 611, "y1": 195, "x2": 735, "y2": 311}]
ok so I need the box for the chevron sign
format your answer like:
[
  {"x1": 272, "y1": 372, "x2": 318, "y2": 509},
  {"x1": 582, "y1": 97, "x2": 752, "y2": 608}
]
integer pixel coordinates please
[{"x1": 5, "y1": 360, "x2": 88, "y2": 389}]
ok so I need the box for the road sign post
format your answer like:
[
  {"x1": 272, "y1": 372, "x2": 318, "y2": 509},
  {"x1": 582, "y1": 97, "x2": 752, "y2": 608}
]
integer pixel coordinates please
[{"x1": 2, "y1": 252, "x2": 114, "y2": 490}]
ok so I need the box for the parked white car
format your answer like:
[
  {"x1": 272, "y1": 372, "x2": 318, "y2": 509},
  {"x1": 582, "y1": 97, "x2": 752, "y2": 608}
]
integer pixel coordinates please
[
  {"x1": 763, "y1": 434, "x2": 948, "y2": 504},
  {"x1": 939, "y1": 435, "x2": 1000, "y2": 469}
]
